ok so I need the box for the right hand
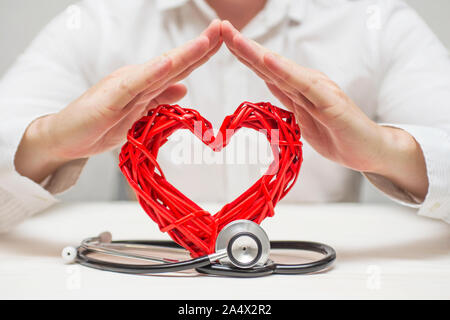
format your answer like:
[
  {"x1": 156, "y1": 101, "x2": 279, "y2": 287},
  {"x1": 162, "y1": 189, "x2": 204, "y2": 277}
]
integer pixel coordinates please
[{"x1": 15, "y1": 20, "x2": 222, "y2": 183}]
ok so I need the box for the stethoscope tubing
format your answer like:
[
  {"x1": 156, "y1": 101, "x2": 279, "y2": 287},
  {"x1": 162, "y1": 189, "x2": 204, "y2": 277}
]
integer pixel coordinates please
[
  {"x1": 77, "y1": 241, "x2": 211, "y2": 274},
  {"x1": 197, "y1": 241, "x2": 336, "y2": 277},
  {"x1": 75, "y1": 240, "x2": 336, "y2": 277}
]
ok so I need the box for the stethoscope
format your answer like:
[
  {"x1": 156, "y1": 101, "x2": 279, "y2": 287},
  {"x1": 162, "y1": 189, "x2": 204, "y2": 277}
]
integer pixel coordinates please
[{"x1": 62, "y1": 220, "x2": 336, "y2": 277}]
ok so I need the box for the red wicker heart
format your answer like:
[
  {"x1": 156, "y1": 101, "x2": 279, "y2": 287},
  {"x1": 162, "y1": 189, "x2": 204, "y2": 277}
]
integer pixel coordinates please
[{"x1": 119, "y1": 101, "x2": 303, "y2": 257}]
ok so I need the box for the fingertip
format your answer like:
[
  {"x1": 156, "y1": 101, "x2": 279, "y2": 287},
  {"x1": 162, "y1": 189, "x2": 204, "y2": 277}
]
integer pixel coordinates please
[
  {"x1": 210, "y1": 18, "x2": 221, "y2": 27},
  {"x1": 221, "y1": 20, "x2": 237, "y2": 43},
  {"x1": 174, "y1": 83, "x2": 188, "y2": 97},
  {"x1": 160, "y1": 83, "x2": 188, "y2": 103},
  {"x1": 204, "y1": 19, "x2": 220, "y2": 34},
  {"x1": 222, "y1": 20, "x2": 231, "y2": 28},
  {"x1": 222, "y1": 20, "x2": 237, "y2": 31},
  {"x1": 202, "y1": 19, "x2": 221, "y2": 44}
]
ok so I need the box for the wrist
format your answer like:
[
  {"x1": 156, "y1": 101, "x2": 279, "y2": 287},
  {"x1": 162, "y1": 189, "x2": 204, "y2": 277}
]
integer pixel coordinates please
[
  {"x1": 14, "y1": 115, "x2": 70, "y2": 183},
  {"x1": 367, "y1": 125, "x2": 428, "y2": 199},
  {"x1": 372, "y1": 126, "x2": 416, "y2": 176}
]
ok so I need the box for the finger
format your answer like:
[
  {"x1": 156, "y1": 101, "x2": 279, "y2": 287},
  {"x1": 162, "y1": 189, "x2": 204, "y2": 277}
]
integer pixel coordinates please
[
  {"x1": 281, "y1": 86, "x2": 337, "y2": 131},
  {"x1": 222, "y1": 21, "x2": 264, "y2": 68},
  {"x1": 266, "y1": 81, "x2": 319, "y2": 127},
  {"x1": 222, "y1": 21, "x2": 297, "y2": 90},
  {"x1": 106, "y1": 27, "x2": 217, "y2": 111},
  {"x1": 230, "y1": 34, "x2": 322, "y2": 108},
  {"x1": 108, "y1": 83, "x2": 188, "y2": 140},
  {"x1": 142, "y1": 84, "x2": 187, "y2": 114},
  {"x1": 278, "y1": 84, "x2": 316, "y2": 112},
  {"x1": 125, "y1": 83, "x2": 186, "y2": 112},
  {"x1": 139, "y1": 39, "x2": 223, "y2": 101},
  {"x1": 222, "y1": 21, "x2": 275, "y2": 80},
  {"x1": 167, "y1": 39, "x2": 223, "y2": 84},
  {"x1": 291, "y1": 102, "x2": 321, "y2": 139},
  {"x1": 159, "y1": 19, "x2": 221, "y2": 79},
  {"x1": 221, "y1": 20, "x2": 239, "y2": 49},
  {"x1": 266, "y1": 82, "x2": 322, "y2": 137},
  {"x1": 104, "y1": 103, "x2": 150, "y2": 146},
  {"x1": 234, "y1": 34, "x2": 302, "y2": 95},
  {"x1": 202, "y1": 19, "x2": 222, "y2": 49},
  {"x1": 139, "y1": 36, "x2": 209, "y2": 89},
  {"x1": 144, "y1": 20, "x2": 223, "y2": 95},
  {"x1": 265, "y1": 82, "x2": 294, "y2": 110},
  {"x1": 224, "y1": 21, "x2": 335, "y2": 112},
  {"x1": 96, "y1": 58, "x2": 172, "y2": 112},
  {"x1": 263, "y1": 52, "x2": 339, "y2": 108},
  {"x1": 266, "y1": 81, "x2": 316, "y2": 119},
  {"x1": 227, "y1": 46, "x2": 272, "y2": 82},
  {"x1": 223, "y1": 32, "x2": 272, "y2": 81},
  {"x1": 152, "y1": 83, "x2": 187, "y2": 105},
  {"x1": 100, "y1": 37, "x2": 204, "y2": 111}
]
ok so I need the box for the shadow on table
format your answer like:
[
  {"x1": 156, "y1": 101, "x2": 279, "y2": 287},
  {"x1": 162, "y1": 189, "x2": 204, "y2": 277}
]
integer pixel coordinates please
[
  {"x1": 0, "y1": 233, "x2": 66, "y2": 257},
  {"x1": 336, "y1": 230, "x2": 450, "y2": 261}
]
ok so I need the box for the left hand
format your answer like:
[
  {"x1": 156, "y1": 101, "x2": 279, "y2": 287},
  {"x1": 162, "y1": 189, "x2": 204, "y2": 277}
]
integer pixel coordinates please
[
  {"x1": 221, "y1": 21, "x2": 428, "y2": 199},
  {"x1": 14, "y1": 21, "x2": 223, "y2": 184}
]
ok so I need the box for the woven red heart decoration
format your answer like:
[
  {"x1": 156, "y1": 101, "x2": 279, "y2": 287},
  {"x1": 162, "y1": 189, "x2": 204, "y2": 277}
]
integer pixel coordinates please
[{"x1": 119, "y1": 101, "x2": 303, "y2": 257}]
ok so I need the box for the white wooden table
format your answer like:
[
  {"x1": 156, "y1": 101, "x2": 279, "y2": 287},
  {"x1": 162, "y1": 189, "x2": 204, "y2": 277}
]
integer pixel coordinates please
[{"x1": 0, "y1": 202, "x2": 449, "y2": 299}]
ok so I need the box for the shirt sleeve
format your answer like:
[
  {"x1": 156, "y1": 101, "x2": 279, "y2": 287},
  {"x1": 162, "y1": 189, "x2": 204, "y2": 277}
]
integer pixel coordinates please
[
  {"x1": 0, "y1": 1, "x2": 102, "y2": 232},
  {"x1": 366, "y1": 0, "x2": 450, "y2": 223}
]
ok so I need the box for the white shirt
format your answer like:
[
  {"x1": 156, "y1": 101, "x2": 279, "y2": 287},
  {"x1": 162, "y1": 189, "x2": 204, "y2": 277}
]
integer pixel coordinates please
[{"x1": 1, "y1": 0, "x2": 450, "y2": 232}]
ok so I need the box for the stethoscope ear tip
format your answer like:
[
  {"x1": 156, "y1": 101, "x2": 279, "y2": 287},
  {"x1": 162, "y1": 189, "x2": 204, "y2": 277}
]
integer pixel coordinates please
[{"x1": 61, "y1": 246, "x2": 77, "y2": 264}]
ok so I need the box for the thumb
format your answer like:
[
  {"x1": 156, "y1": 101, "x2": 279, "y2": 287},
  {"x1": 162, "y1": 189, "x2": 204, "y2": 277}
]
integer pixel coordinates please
[{"x1": 153, "y1": 83, "x2": 187, "y2": 105}]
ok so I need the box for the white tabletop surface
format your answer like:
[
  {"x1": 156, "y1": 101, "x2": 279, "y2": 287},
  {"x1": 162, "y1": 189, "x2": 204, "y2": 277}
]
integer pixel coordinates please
[{"x1": 1, "y1": 201, "x2": 449, "y2": 300}]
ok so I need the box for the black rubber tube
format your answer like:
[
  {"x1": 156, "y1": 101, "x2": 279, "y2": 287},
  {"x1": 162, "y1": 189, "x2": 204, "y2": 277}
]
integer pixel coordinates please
[
  {"x1": 270, "y1": 241, "x2": 336, "y2": 275},
  {"x1": 75, "y1": 240, "x2": 336, "y2": 277},
  {"x1": 76, "y1": 240, "x2": 209, "y2": 274}
]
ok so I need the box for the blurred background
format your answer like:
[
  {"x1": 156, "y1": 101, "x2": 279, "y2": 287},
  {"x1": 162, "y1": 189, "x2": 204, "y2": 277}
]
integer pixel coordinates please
[{"x1": 1, "y1": 0, "x2": 449, "y2": 203}]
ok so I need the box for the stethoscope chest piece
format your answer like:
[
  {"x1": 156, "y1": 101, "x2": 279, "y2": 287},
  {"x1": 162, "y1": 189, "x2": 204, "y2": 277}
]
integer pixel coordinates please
[{"x1": 215, "y1": 220, "x2": 270, "y2": 269}]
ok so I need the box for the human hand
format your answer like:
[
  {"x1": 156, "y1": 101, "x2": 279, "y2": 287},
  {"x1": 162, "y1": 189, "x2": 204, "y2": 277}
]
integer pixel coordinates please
[
  {"x1": 15, "y1": 20, "x2": 222, "y2": 183},
  {"x1": 221, "y1": 21, "x2": 428, "y2": 199}
]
